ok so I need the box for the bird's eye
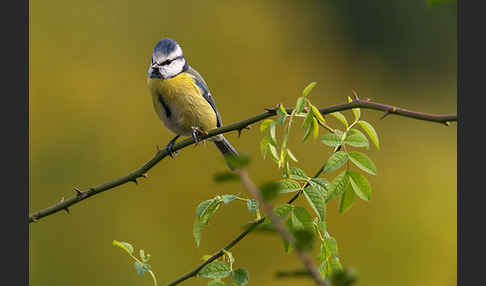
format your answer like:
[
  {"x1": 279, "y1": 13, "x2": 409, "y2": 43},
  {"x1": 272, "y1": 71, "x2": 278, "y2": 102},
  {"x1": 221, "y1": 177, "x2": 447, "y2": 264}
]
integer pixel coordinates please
[{"x1": 161, "y1": 59, "x2": 173, "y2": 66}]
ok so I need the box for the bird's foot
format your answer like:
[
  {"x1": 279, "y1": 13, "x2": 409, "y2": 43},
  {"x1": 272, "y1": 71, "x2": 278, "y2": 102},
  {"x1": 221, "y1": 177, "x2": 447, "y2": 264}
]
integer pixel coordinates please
[
  {"x1": 164, "y1": 135, "x2": 180, "y2": 158},
  {"x1": 191, "y1": 126, "x2": 208, "y2": 146}
]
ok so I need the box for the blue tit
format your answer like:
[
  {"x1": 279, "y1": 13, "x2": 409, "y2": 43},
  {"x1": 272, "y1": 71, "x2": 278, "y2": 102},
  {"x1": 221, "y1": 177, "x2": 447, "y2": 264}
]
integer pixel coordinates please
[{"x1": 147, "y1": 38, "x2": 238, "y2": 169}]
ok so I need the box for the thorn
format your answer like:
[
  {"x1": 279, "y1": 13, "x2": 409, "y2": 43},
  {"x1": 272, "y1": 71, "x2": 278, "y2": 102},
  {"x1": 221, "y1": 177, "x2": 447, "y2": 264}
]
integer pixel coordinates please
[
  {"x1": 141, "y1": 173, "x2": 148, "y2": 178},
  {"x1": 380, "y1": 111, "x2": 391, "y2": 120},
  {"x1": 64, "y1": 207, "x2": 70, "y2": 214},
  {"x1": 31, "y1": 216, "x2": 38, "y2": 222},
  {"x1": 74, "y1": 187, "x2": 83, "y2": 196},
  {"x1": 364, "y1": 98, "x2": 371, "y2": 102},
  {"x1": 444, "y1": 121, "x2": 450, "y2": 126},
  {"x1": 237, "y1": 125, "x2": 251, "y2": 137},
  {"x1": 351, "y1": 89, "x2": 359, "y2": 100},
  {"x1": 156, "y1": 145, "x2": 161, "y2": 152},
  {"x1": 264, "y1": 104, "x2": 279, "y2": 113},
  {"x1": 59, "y1": 196, "x2": 65, "y2": 203},
  {"x1": 132, "y1": 179, "x2": 138, "y2": 185}
]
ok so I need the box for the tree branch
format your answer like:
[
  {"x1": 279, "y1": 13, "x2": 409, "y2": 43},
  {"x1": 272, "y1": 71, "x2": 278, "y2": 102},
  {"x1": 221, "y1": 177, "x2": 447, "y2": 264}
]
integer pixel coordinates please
[{"x1": 29, "y1": 99, "x2": 456, "y2": 223}]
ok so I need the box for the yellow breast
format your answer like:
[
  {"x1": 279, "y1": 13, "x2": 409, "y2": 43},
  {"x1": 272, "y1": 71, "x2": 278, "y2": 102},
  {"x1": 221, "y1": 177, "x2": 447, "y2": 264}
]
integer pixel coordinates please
[{"x1": 147, "y1": 72, "x2": 218, "y2": 136}]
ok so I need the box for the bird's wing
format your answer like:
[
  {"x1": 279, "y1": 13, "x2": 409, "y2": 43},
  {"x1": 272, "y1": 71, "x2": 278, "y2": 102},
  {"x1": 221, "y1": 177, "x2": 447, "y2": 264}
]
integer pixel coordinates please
[{"x1": 186, "y1": 66, "x2": 222, "y2": 127}]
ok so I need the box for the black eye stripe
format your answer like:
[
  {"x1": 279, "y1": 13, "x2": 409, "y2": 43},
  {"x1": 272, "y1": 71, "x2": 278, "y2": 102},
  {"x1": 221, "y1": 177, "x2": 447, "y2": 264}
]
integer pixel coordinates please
[{"x1": 158, "y1": 56, "x2": 184, "y2": 66}]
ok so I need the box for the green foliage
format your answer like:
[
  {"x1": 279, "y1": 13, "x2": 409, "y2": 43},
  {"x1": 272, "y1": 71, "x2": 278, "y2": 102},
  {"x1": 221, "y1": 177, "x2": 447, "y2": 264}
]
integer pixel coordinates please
[
  {"x1": 357, "y1": 120, "x2": 380, "y2": 149},
  {"x1": 113, "y1": 240, "x2": 157, "y2": 286},
  {"x1": 198, "y1": 83, "x2": 383, "y2": 284},
  {"x1": 194, "y1": 193, "x2": 262, "y2": 247},
  {"x1": 338, "y1": 183, "x2": 355, "y2": 214},
  {"x1": 199, "y1": 260, "x2": 231, "y2": 279},
  {"x1": 232, "y1": 268, "x2": 250, "y2": 285},
  {"x1": 323, "y1": 151, "x2": 348, "y2": 173},
  {"x1": 348, "y1": 151, "x2": 377, "y2": 175},
  {"x1": 303, "y1": 186, "x2": 327, "y2": 221}
]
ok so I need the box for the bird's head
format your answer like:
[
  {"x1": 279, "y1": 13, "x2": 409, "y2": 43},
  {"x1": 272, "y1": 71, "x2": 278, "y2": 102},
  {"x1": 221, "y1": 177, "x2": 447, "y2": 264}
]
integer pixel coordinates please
[{"x1": 148, "y1": 38, "x2": 188, "y2": 79}]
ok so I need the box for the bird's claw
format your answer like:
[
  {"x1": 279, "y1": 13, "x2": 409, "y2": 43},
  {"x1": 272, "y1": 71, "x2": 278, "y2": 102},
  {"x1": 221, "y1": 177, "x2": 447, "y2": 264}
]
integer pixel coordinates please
[
  {"x1": 191, "y1": 126, "x2": 208, "y2": 146},
  {"x1": 165, "y1": 143, "x2": 178, "y2": 158}
]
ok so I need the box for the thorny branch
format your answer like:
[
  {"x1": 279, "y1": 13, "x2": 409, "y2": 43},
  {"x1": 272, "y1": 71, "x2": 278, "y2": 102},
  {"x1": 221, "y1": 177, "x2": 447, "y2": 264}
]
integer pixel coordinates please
[{"x1": 29, "y1": 98, "x2": 456, "y2": 223}]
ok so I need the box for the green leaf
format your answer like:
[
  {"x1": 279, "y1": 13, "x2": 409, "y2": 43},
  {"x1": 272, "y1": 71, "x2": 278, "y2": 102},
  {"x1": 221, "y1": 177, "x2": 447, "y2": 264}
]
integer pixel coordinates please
[
  {"x1": 295, "y1": 97, "x2": 306, "y2": 114},
  {"x1": 198, "y1": 260, "x2": 231, "y2": 279},
  {"x1": 208, "y1": 280, "x2": 226, "y2": 286},
  {"x1": 278, "y1": 104, "x2": 288, "y2": 116},
  {"x1": 278, "y1": 179, "x2": 301, "y2": 193},
  {"x1": 260, "y1": 182, "x2": 281, "y2": 201},
  {"x1": 312, "y1": 117, "x2": 319, "y2": 139},
  {"x1": 302, "y1": 112, "x2": 314, "y2": 142},
  {"x1": 319, "y1": 259, "x2": 328, "y2": 278},
  {"x1": 196, "y1": 199, "x2": 214, "y2": 219},
  {"x1": 309, "y1": 178, "x2": 332, "y2": 196},
  {"x1": 139, "y1": 249, "x2": 146, "y2": 262},
  {"x1": 213, "y1": 172, "x2": 240, "y2": 183},
  {"x1": 134, "y1": 261, "x2": 150, "y2": 276},
  {"x1": 338, "y1": 183, "x2": 355, "y2": 214},
  {"x1": 302, "y1": 81, "x2": 317, "y2": 97},
  {"x1": 283, "y1": 218, "x2": 294, "y2": 253},
  {"x1": 232, "y1": 268, "x2": 249, "y2": 285},
  {"x1": 112, "y1": 240, "x2": 134, "y2": 255},
  {"x1": 289, "y1": 167, "x2": 308, "y2": 180},
  {"x1": 269, "y1": 123, "x2": 277, "y2": 145},
  {"x1": 325, "y1": 171, "x2": 349, "y2": 202},
  {"x1": 330, "y1": 112, "x2": 348, "y2": 128},
  {"x1": 323, "y1": 151, "x2": 348, "y2": 173},
  {"x1": 268, "y1": 144, "x2": 279, "y2": 161},
  {"x1": 200, "y1": 198, "x2": 223, "y2": 224},
  {"x1": 221, "y1": 194, "x2": 239, "y2": 204},
  {"x1": 348, "y1": 96, "x2": 360, "y2": 121},
  {"x1": 273, "y1": 204, "x2": 294, "y2": 220},
  {"x1": 260, "y1": 119, "x2": 274, "y2": 132},
  {"x1": 348, "y1": 151, "x2": 377, "y2": 175},
  {"x1": 358, "y1": 120, "x2": 380, "y2": 149},
  {"x1": 347, "y1": 171, "x2": 371, "y2": 201},
  {"x1": 328, "y1": 257, "x2": 343, "y2": 275},
  {"x1": 321, "y1": 133, "x2": 342, "y2": 147},
  {"x1": 330, "y1": 268, "x2": 357, "y2": 286},
  {"x1": 325, "y1": 236, "x2": 339, "y2": 257},
  {"x1": 294, "y1": 229, "x2": 315, "y2": 252},
  {"x1": 287, "y1": 149, "x2": 298, "y2": 162},
  {"x1": 310, "y1": 104, "x2": 326, "y2": 124},
  {"x1": 303, "y1": 186, "x2": 327, "y2": 221},
  {"x1": 344, "y1": 132, "x2": 369, "y2": 148},
  {"x1": 193, "y1": 219, "x2": 204, "y2": 247},
  {"x1": 316, "y1": 220, "x2": 327, "y2": 234},
  {"x1": 260, "y1": 137, "x2": 269, "y2": 159},
  {"x1": 246, "y1": 199, "x2": 259, "y2": 213},
  {"x1": 292, "y1": 206, "x2": 314, "y2": 231}
]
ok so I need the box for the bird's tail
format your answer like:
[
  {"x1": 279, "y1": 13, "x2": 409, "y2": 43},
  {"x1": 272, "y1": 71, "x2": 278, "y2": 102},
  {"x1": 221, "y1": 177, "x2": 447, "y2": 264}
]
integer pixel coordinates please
[{"x1": 213, "y1": 135, "x2": 239, "y2": 170}]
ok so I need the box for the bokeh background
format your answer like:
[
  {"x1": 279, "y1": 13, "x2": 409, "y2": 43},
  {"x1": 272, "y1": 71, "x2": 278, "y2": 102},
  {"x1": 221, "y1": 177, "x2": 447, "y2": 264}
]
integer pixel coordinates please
[{"x1": 29, "y1": 0, "x2": 457, "y2": 285}]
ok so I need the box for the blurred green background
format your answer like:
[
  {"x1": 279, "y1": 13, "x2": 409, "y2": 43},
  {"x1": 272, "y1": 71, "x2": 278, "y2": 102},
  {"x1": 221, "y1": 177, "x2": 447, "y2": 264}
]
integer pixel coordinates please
[{"x1": 29, "y1": 0, "x2": 457, "y2": 285}]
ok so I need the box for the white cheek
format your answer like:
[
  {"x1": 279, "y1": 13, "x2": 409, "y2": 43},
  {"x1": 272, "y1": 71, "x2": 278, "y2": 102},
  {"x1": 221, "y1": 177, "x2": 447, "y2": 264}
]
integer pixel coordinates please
[{"x1": 161, "y1": 59, "x2": 185, "y2": 78}]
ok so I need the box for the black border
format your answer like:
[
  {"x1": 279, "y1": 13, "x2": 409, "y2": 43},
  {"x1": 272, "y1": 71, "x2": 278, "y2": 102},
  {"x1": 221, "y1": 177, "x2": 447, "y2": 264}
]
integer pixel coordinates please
[{"x1": 4, "y1": 0, "x2": 29, "y2": 284}]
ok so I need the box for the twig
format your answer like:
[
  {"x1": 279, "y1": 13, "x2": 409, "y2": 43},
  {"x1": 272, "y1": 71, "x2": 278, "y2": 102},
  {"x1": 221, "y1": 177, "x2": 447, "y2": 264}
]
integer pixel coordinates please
[{"x1": 29, "y1": 100, "x2": 456, "y2": 223}]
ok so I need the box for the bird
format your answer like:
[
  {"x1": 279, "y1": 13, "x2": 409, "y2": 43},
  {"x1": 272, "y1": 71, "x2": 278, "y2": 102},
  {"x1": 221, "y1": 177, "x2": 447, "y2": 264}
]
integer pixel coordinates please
[{"x1": 147, "y1": 38, "x2": 238, "y2": 169}]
